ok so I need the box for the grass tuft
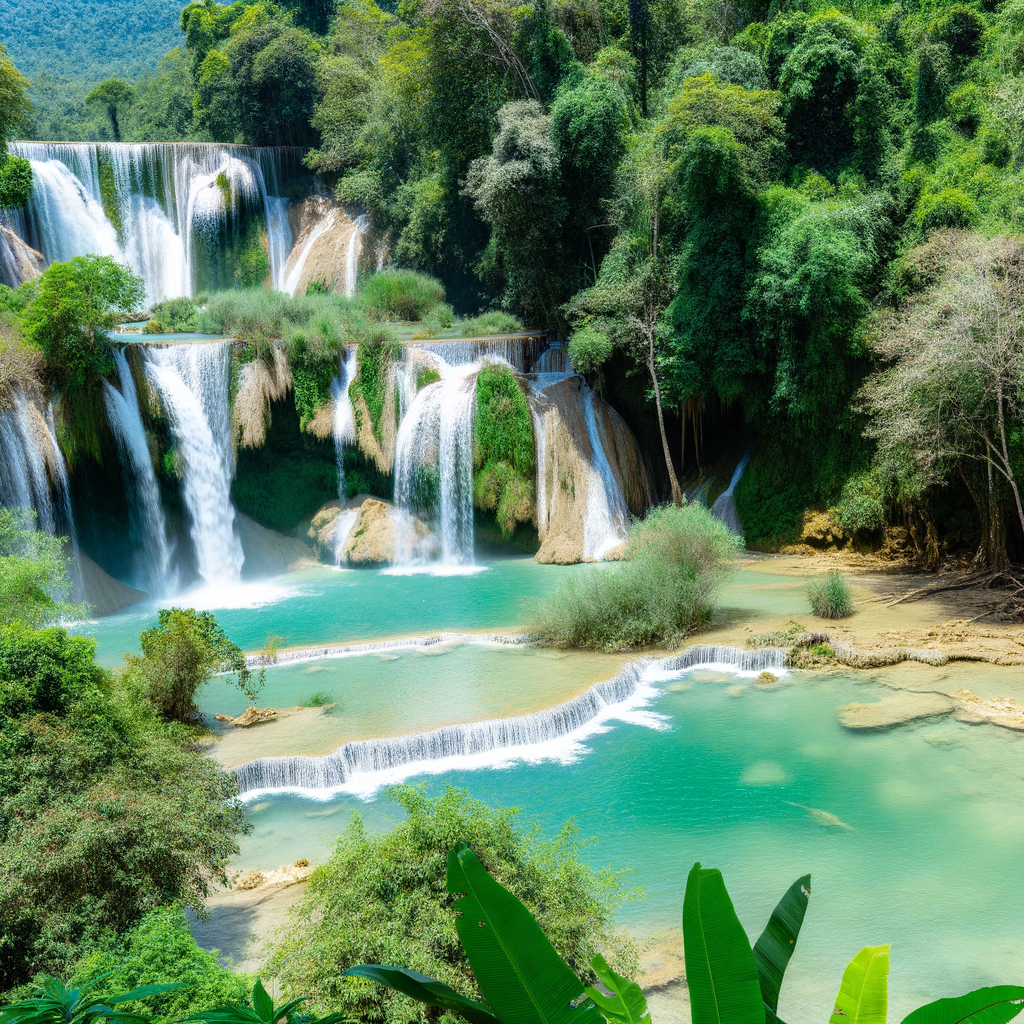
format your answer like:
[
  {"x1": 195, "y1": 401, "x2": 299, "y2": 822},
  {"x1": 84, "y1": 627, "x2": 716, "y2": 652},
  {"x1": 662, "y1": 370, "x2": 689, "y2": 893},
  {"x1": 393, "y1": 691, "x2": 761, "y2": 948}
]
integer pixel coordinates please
[
  {"x1": 807, "y1": 570, "x2": 854, "y2": 618},
  {"x1": 526, "y1": 503, "x2": 741, "y2": 651}
]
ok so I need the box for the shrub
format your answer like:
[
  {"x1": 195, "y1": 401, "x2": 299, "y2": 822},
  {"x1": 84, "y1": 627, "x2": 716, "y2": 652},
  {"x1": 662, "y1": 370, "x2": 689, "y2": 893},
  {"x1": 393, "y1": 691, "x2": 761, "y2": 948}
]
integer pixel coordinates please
[
  {"x1": 473, "y1": 365, "x2": 535, "y2": 536},
  {"x1": 834, "y1": 474, "x2": 884, "y2": 534},
  {"x1": 567, "y1": 327, "x2": 612, "y2": 375},
  {"x1": 267, "y1": 784, "x2": 638, "y2": 1023},
  {"x1": 807, "y1": 569, "x2": 853, "y2": 618},
  {"x1": 349, "y1": 327, "x2": 400, "y2": 439},
  {"x1": 459, "y1": 310, "x2": 523, "y2": 336},
  {"x1": 358, "y1": 270, "x2": 446, "y2": 322},
  {"x1": 142, "y1": 319, "x2": 166, "y2": 334},
  {"x1": 149, "y1": 297, "x2": 199, "y2": 332},
  {"x1": 305, "y1": 690, "x2": 332, "y2": 707},
  {"x1": 948, "y1": 83, "x2": 983, "y2": 135},
  {"x1": 916, "y1": 187, "x2": 979, "y2": 231},
  {"x1": 306, "y1": 279, "x2": 330, "y2": 296},
  {"x1": 527, "y1": 503, "x2": 741, "y2": 650},
  {"x1": 69, "y1": 904, "x2": 251, "y2": 1019}
]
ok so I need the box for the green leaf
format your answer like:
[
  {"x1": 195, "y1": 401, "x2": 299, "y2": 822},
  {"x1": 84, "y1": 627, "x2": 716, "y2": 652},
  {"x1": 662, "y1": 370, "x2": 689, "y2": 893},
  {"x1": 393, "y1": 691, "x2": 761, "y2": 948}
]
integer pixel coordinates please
[
  {"x1": 447, "y1": 843, "x2": 605, "y2": 1024},
  {"x1": 682, "y1": 862, "x2": 765, "y2": 1024},
  {"x1": 108, "y1": 984, "x2": 187, "y2": 1006},
  {"x1": 583, "y1": 954, "x2": 649, "y2": 1024},
  {"x1": 753, "y1": 875, "x2": 811, "y2": 1014},
  {"x1": 830, "y1": 945, "x2": 890, "y2": 1024},
  {"x1": 900, "y1": 987, "x2": 1024, "y2": 1024},
  {"x1": 343, "y1": 965, "x2": 501, "y2": 1024},
  {"x1": 252, "y1": 980, "x2": 274, "y2": 1024}
]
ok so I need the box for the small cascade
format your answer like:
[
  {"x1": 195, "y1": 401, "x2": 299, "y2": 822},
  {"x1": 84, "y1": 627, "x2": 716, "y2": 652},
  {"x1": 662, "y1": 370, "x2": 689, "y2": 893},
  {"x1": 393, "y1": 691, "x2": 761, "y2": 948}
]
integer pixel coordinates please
[
  {"x1": 343, "y1": 213, "x2": 369, "y2": 296},
  {"x1": 284, "y1": 209, "x2": 336, "y2": 296},
  {"x1": 10, "y1": 142, "x2": 300, "y2": 304},
  {"x1": 144, "y1": 343, "x2": 243, "y2": 586},
  {"x1": 103, "y1": 349, "x2": 174, "y2": 594},
  {"x1": 412, "y1": 337, "x2": 544, "y2": 372},
  {"x1": 393, "y1": 360, "x2": 477, "y2": 565},
  {"x1": 582, "y1": 390, "x2": 629, "y2": 560},
  {"x1": 231, "y1": 644, "x2": 789, "y2": 797},
  {"x1": 710, "y1": 452, "x2": 749, "y2": 535},
  {"x1": 329, "y1": 346, "x2": 359, "y2": 564}
]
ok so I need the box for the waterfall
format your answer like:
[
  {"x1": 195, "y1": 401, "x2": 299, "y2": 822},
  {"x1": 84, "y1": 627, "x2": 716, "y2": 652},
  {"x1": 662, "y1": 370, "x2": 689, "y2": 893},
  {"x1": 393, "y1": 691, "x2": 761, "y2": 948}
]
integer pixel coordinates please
[
  {"x1": 103, "y1": 349, "x2": 174, "y2": 594},
  {"x1": 232, "y1": 644, "x2": 789, "y2": 798},
  {"x1": 393, "y1": 360, "x2": 477, "y2": 565},
  {"x1": 582, "y1": 390, "x2": 629, "y2": 560},
  {"x1": 412, "y1": 337, "x2": 544, "y2": 372},
  {"x1": 144, "y1": 343, "x2": 243, "y2": 586},
  {"x1": 284, "y1": 209, "x2": 336, "y2": 296},
  {"x1": 343, "y1": 213, "x2": 368, "y2": 296},
  {"x1": 10, "y1": 142, "x2": 299, "y2": 305},
  {"x1": 329, "y1": 346, "x2": 359, "y2": 563},
  {"x1": 710, "y1": 452, "x2": 749, "y2": 536}
]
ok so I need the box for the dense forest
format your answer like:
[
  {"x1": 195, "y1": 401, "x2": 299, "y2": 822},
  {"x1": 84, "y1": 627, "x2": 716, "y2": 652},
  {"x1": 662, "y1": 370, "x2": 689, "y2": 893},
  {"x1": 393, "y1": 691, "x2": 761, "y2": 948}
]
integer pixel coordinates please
[{"x1": 7, "y1": 0, "x2": 1024, "y2": 565}]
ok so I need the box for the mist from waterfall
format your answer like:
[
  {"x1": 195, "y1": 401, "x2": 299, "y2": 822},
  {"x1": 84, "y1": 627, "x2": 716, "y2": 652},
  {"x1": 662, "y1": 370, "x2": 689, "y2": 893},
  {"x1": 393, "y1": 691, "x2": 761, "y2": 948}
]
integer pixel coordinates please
[
  {"x1": 393, "y1": 358, "x2": 478, "y2": 566},
  {"x1": 144, "y1": 343, "x2": 243, "y2": 586},
  {"x1": 10, "y1": 142, "x2": 297, "y2": 305},
  {"x1": 103, "y1": 349, "x2": 174, "y2": 594}
]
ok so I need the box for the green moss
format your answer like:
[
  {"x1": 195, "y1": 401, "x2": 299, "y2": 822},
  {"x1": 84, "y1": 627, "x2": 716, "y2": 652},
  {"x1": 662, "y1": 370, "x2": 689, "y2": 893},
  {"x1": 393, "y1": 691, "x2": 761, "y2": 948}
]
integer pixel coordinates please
[
  {"x1": 292, "y1": 363, "x2": 333, "y2": 430},
  {"x1": 350, "y1": 328, "x2": 400, "y2": 441},
  {"x1": 234, "y1": 221, "x2": 270, "y2": 288},
  {"x1": 472, "y1": 364, "x2": 535, "y2": 537},
  {"x1": 417, "y1": 366, "x2": 441, "y2": 389},
  {"x1": 97, "y1": 156, "x2": 123, "y2": 242}
]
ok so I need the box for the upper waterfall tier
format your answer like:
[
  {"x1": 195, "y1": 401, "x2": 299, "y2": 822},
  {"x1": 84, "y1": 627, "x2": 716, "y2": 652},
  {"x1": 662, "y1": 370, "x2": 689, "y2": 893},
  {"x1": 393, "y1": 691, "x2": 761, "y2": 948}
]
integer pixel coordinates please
[{"x1": 7, "y1": 142, "x2": 303, "y2": 303}]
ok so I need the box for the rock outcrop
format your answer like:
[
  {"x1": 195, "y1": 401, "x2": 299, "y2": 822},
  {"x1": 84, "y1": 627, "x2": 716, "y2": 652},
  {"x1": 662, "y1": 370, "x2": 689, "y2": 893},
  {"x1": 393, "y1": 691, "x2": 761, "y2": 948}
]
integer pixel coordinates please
[
  {"x1": 283, "y1": 196, "x2": 376, "y2": 297},
  {"x1": 237, "y1": 513, "x2": 319, "y2": 577},
  {"x1": 78, "y1": 551, "x2": 148, "y2": 616},
  {"x1": 0, "y1": 225, "x2": 44, "y2": 287},
  {"x1": 531, "y1": 375, "x2": 651, "y2": 564}
]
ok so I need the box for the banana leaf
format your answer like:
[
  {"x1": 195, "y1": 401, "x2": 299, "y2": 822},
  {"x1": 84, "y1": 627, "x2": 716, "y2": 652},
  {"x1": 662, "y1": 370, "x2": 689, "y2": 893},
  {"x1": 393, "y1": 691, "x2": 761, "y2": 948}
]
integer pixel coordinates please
[
  {"x1": 753, "y1": 875, "x2": 811, "y2": 1014},
  {"x1": 682, "y1": 862, "x2": 765, "y2": 1024},
  {"x1": 583, "y1": 955, "x2": 649, "y2": 1024},
  {"x1": 343, "y1": 966, "x2": 501, "y2": 1024},
  {"x1": 447, "y1": 843, "x2": 604, "y2": 1024},
  {"x1": 900, "y1": 987, "x2": 1024, "y2": 1024},
  {"x1": 829, "y1": 946, "x2": 890, "y2": 1024}
]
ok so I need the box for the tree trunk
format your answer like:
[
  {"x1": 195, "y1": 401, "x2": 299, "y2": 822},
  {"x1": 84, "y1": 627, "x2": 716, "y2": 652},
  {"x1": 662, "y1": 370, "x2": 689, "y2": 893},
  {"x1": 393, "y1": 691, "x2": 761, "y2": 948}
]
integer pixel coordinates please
[
  {"x1": 958, "y1": 464, "x2": 989, "y2": 571},
  {"x1": 647, "y1": 347, "x2": 681, "y2": 506},
  {"x1": 986, "y1": 492, "x2": 1010, "y2": 572}
]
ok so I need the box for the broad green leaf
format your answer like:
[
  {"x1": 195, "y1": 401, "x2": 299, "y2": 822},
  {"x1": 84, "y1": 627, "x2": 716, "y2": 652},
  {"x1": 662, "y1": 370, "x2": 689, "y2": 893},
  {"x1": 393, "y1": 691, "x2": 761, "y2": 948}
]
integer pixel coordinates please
[
  {"x1": 753, "y1": 875, "x2": 811, "y2": 1014},
  {"x1": 448, "y1": 843, "x2": 604, "y2": 1024},
  {"x1": 252, "y1": 981, "x2": 274, "y2": 1024},
  {"x1": 683, "y1": 862, "x2": 765, "y2": 1024},
  {"x1": 343, "y1": 965, "x2": 501, "y2": 1024},
  {"x1": 900, "y1": 987, "x2": 1024, "y2": 1024},
  {"x1": 830, "y1": 945, "x2": 890, "y2": 1024},
  {"x1": 583, "y1": 954, "x2": 649, "y2": 1024}
]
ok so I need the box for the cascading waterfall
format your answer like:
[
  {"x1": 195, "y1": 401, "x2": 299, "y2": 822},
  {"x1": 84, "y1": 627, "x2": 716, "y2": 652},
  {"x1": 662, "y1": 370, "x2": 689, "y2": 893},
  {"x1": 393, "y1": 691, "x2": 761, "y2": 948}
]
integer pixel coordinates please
[
  {"x1": 582, "y1": 390, "x2": 629, "y2": 559},
  {"x1": 102, "y1": 349, "x2": 174, "y2": 594},
  {"x1": 393, "y1": 360, "x2": 477, "y2": 565},
  {"x1": 329, "y1": 346, "x2": 359, "y2": 563},
  {"x1": 343, "y1": 213, "x2": 369, "y2": 296},
  {"x1": 10, "y1": 142, "x2": 298, "y2": 305},
  {"x1": 144, "y1": 343, "x2": 243, "y2": 586},
  {"x1": 0, "y1": 394, "x2": 61, "y2": 531},
  {"x1": 284, "y1": 209, "x2": 336, "y2": 296},
  {"x1": 232, "y1": 644, "x2": 789, "y2": 797}
]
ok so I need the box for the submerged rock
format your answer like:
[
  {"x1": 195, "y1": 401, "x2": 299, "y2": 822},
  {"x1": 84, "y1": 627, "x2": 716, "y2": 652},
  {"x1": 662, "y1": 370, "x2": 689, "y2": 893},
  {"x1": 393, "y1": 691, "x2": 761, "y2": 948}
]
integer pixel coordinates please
[
  {"x1": 838, "y1": 692, "x2": 958, "y2": 729},
  {"x1": 953, "y1": 689, "x2": 1024, "y2": 731}
]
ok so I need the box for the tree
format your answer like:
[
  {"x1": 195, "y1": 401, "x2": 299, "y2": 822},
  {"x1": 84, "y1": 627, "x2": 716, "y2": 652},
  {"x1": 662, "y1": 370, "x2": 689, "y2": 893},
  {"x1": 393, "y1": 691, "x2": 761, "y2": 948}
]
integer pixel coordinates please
[
  {"x1": 0, "y1": 508, "x2": 85, "y2": 628},
  {"x1": 861, "y1": 233, "x2": 1024, "y2": 571},
  {"x1": 86, "y1": 78, "x2": 136, "y2": 141},
  {"x1": 0, "y1": 44, "x2": 33, "y2": 208},
  {"x1": 128, "y1": 607, "x2": 260, "y2": 724},
  {"x1": 21, "y1": 256, "x2": 145, "y2": 389}
]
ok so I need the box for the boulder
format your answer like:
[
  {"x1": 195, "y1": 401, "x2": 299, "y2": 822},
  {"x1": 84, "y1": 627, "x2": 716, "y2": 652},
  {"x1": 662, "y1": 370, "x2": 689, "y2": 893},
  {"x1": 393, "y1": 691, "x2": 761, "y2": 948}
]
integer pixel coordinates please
[
  {"x1": 299, "y1": 497, "x2": 372, "y2": 562},
  {"x1": 837, "y1": 692, "x2": 958, "y2": 729},
  {"x1": 236, "y1": 513, "x2": 319, "y2": 577},
  {"x1": 340, "y1": 498, "x2": 435, "y2": 566}
]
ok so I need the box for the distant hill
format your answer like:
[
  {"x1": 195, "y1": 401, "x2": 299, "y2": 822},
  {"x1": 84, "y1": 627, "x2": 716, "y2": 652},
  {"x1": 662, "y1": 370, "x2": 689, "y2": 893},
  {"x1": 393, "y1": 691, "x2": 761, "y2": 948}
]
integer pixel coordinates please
[{"x1": 0, "y1": 0, "x2": 185, "y2": 85}]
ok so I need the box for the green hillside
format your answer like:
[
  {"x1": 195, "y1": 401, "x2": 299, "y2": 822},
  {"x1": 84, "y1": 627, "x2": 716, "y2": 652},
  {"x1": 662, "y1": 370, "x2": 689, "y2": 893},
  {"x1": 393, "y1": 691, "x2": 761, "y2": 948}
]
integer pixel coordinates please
[{"x1": 0, "y1": 0, "x2": 184, "y2": 85}]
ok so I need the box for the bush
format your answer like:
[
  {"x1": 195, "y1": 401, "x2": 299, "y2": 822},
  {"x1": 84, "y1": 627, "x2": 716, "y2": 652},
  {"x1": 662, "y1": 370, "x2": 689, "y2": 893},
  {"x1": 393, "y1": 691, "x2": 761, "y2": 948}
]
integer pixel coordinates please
[
  {"x1": 807, "y1": 569, "x2": 853, "y2": 618},
  {"x1": 267, "y1": 784, "x2": 638, "y2": 1023},
  {"x1": 349, "y1": 327, "x2": 400, "y2": 439},
  {"x1": 567, "y1": 327, "x2": 612, "y2": 375},
  {"x1": 358, "y1": 270, "x2": 446, "y2": 322},
  {"x1": 473, "y1": 364, "x2": 535, "y2": 536},
  {"x1": 459, "y1": 310, "x2": 523, "y2": 336},
  {"x1": 69, "y1": 904, "x2": 251, "y2": 1019},
  {"x1": 834, "y1": 474, "x2": 884, "y2": 534},
  {"x1": 142, "y1": 319, "x2": 166, "y2": 334},
  {"x1": 527, "y1": 503, "x2": 741, "y2": 650},
  {"x1": 150, "y1": 297, "x2": 199, "y2": 332},
  {"x1": 916, "y1": 187, "x2": 979, "y2": 231}
]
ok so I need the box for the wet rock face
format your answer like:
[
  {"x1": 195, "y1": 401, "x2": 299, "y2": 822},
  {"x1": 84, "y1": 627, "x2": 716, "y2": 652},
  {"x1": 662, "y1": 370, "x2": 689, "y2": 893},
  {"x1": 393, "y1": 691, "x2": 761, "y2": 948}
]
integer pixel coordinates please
[
  {"x1": 283, "y1": 196, "x2": 376, "y2": 297},
  {"x1": 339, "y1": 497, "x2": 436, "y2": 566},
  {"x1": 0, "y1": 225, "x2": 44, "y2": 287}
]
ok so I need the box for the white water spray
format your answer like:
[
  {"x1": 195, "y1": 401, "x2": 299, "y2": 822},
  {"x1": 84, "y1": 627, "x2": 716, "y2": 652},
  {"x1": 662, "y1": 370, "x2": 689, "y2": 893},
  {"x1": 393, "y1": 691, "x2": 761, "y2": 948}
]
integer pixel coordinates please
[
  {"x1": 329, "y1": 346, "x2": 359, "y2": 563},
  {"x1": 144, "y1": 343, "x2": 243, "y2": 585}
]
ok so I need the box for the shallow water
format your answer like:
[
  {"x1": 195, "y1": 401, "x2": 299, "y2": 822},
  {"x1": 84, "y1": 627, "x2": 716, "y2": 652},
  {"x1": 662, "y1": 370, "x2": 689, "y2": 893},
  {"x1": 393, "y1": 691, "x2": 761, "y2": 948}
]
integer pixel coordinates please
[{"x1": 238, "y1": 665, "x2": 1024, "y2": 1024}]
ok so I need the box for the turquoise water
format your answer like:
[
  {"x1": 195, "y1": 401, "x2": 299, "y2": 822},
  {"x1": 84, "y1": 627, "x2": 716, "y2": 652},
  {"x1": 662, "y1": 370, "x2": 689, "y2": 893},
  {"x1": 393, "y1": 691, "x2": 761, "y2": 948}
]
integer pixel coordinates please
[
  {"x1": 76, "y1": 556, "x2": 586, "y2": 667},
  {"x1": 236, "y1": 665, "x2": 1024, "y2": 1024}
]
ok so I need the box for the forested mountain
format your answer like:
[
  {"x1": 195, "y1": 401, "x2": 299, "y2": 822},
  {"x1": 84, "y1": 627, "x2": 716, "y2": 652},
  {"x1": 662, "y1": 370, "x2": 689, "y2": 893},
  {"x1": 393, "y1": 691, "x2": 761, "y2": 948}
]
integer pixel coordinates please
[{"x1": 0, "y1": 0, "x2": 184, "y2": 83}]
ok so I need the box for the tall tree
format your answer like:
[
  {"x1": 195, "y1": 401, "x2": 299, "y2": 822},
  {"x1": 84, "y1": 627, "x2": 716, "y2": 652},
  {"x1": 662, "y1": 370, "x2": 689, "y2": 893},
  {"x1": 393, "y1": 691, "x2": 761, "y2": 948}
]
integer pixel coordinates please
[{"x1": 86, "y1": 77, "x2": 136, "y2": 141}]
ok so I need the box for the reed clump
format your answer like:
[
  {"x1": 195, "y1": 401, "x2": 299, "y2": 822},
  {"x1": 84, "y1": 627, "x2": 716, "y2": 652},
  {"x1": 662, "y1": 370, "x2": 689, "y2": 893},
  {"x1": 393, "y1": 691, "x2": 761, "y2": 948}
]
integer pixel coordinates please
[
  {"x1": 359, "y1": 269, "x2": 445, "y2": 322},
  {"x1": 807, "y1": 569, "x2": 854, "y2": 618},
  {"x1": 527, "y1": 503, "x2": 740, "y2": 651}
]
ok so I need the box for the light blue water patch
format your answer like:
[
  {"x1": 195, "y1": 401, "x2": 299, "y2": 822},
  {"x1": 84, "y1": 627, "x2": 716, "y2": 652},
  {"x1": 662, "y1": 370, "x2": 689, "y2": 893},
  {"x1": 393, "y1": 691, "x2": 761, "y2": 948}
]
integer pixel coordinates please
[
  {"x1": 74, "y1": 556, "x2": 589, "y2": 667},
  {"x1": 237, "y1": 669, "x2": 1024, "y2": 1024}
]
